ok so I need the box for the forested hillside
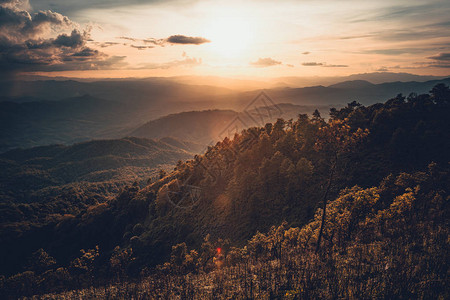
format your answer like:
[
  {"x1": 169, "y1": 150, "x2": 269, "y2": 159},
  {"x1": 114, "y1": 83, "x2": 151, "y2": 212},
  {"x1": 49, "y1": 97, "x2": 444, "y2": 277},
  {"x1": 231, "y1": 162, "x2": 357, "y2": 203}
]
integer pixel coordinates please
[
  {"x1": 0, "y1": 84, "x2": 449, "y2": 298},
  {"x1": 131, "y1": 104, "x2": 315, "y2": 145}
]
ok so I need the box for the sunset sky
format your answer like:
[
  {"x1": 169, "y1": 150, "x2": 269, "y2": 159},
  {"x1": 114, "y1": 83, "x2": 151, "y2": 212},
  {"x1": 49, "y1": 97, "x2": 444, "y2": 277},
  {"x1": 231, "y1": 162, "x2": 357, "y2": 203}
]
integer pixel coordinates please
[{"x1": 1, "y1": 0, "x2": 450, "y2": 78}]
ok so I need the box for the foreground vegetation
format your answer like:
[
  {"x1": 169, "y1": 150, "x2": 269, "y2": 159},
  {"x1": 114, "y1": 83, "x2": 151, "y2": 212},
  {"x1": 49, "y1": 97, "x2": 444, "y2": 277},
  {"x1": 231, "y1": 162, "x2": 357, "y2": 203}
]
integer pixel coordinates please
[
  {"x1": 22, "y1": 165, "x2": 449, "y2": 299},
  {"x1": 1, "y1": 84, "x2": 449, "y2": 298}
]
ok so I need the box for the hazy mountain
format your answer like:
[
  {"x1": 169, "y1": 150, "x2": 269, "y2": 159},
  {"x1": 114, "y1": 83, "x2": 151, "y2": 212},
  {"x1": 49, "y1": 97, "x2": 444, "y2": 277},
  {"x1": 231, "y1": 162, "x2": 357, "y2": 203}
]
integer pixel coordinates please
[
  {"x1": 0, "y1": 78, "x2": 235, "y2": 103},
  {"x1": 0, "y1": 137, "x2": 195, "y2": 203},
  {"x1": 328, "y1": 80, "x2": 375, "y2": 89},
  {"x1": 2, "y1": 76, "x2": 449, "y2": 153},
  {"x1": 266, "y1": 77, "x2": 450, "y2": 106},
  {"x1": 16, "y1": 72, "x2": 447, "y2": 90},
  {"x1": 274, "y1": 72, "x2": 447, "y2": 87},
  {"x1": 0, "y1": 94, "x2": 226, "y2": 153},
  {"x1": 0, "y1": 95, "x2": 132, "y2": 152},
  {"x1": 131, "y1": 103, "x2": 322, "y2": 146}
]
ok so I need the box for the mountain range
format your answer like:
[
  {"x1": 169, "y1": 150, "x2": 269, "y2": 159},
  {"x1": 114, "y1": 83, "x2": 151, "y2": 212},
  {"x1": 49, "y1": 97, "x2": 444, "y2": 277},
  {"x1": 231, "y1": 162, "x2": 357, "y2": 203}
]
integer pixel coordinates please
[{"x1": 1, "y1": 75, "x2": 449, "y2": 153}]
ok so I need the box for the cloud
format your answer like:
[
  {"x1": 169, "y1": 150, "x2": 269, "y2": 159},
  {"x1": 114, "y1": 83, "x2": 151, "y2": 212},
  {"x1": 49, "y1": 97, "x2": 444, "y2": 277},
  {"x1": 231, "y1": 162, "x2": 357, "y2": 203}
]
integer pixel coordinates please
[
  {"x1": 339, "y1": 34, "x2": 374, "y2": 40},
  {"x1": 130, "y1": 45, "x2": 154, "y2": 50},
  {"x1": 301, "y1": 51, "x2": 310, "y2": 55},
  {"x1": 166, "y1": 35, "x2": 210, "y2": 45},
  {"x1": 374, "y1": 29, "x2": 448, "y2": 42},
  {"x1": 135, "y1": 56, "x2": 202, "y2": 69},
  {"x1": 350, "y1": 3, "x2": 448, "y2": 24},
  {"x1": 30, "y1": 0, "x2": 181, "y2": 15},
  {"x1": 286, "y1": 64, "x2": 294, "y2": 68},
  {"x1": 118, "y1": 35, "x2": 210, "y2": 47},
  {"x1": 250, "y1": 57, "x2": 282, "y2": 67},
  {"x1": 0, "y1": 0, "x2": 125, "y2": 75},
  {"x1": 97, "y1": 41, "x2": 120, "y2": 48},
  {"x1": 52, "y1": 30, "x2": 84, "y2": 48},
  {"x1": 302, "y1": 62, "x2": 323, "y2": 66},
  {"x1": 71, "y1": 47, "x2": 99, "y2": 57},
  {"x1": 362, "y1": 48, "x2": 431, "y2": 55},
  {"x1": 324, "y1": 64, "x2": 348, "y2": 68},
  {"x1": 0, "y1": 3, "x2": 72, "y2": 38},
  {"x1": 429, "y1": 64, "x2": 450, "y2": 68},
  {"x1": 118, "y1": 36, "x2": 138, "y2": 42},
  {"x1": 302, "y1": 62, "x2": 348, "y2": 67},
  {"x1": 428, "y1": 53, "x2": 450, "y2": 61}
]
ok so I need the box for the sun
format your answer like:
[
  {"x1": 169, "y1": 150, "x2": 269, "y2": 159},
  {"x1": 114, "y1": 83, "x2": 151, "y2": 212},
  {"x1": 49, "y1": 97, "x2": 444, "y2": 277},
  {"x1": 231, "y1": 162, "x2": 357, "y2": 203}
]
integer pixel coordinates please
[{"x1": 203, "y1": 14, "x2": 255, "y2": 59}]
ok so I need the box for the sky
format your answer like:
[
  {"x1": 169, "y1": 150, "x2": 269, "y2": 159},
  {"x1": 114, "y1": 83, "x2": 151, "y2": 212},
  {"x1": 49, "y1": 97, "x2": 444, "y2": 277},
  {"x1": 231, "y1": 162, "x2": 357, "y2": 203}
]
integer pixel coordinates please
[{"x1": 1, "y1": 0, "x2": 450, "y2": 79}]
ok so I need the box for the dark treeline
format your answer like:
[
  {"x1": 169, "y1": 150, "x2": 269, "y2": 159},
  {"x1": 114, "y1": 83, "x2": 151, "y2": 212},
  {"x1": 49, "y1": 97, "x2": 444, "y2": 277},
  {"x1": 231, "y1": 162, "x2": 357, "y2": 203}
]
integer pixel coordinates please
[{"x1": 0, "y1": 84, "x2": 449, "y2": 298}]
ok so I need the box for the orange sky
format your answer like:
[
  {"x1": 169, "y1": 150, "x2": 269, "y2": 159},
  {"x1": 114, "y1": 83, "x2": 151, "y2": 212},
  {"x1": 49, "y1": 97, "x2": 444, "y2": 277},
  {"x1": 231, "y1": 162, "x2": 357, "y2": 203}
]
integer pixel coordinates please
[{"x1": 3, "y1": 0, "x2": 449, "y2": 79}]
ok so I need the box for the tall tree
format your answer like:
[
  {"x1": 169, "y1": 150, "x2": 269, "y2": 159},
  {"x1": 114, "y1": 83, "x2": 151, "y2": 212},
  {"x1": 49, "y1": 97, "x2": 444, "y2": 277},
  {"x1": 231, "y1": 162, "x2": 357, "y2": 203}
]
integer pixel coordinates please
[{"x1": 314, "y1": 119, "x2": 369, "y2": 252}]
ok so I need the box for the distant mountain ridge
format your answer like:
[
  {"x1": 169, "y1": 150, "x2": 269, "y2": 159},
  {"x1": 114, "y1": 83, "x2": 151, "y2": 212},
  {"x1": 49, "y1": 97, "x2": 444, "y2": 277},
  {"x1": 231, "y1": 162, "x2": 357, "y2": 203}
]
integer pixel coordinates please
[
  {"x1": 2, "y1": 76, "x2": 450, "y2": 152},
  {"x1": 0, "y1": 137, "x2": 195, "y2": 204},
  {"x1": 328, "y1": 80, "x2": 375, "y2": 89},
  {"x1": 131, "y1": 103, "x2": 320, "y2": 145}
]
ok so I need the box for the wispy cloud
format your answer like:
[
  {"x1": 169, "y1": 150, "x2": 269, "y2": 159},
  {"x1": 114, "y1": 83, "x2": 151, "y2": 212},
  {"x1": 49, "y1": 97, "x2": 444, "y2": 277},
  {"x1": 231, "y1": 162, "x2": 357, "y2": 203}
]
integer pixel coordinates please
[
  {"x1": 166, "y1": 35, "x2": 210, "y2": 45},
  {"x1": 118, "y1": 35, "x2": 210, "y2": 47},
  {"x1": 302, "y1": 62, "x2": 348, "y2": 67},
  {"x1": 130, "y1": 45, "x2": 154, "y2": 50},
  {"x1": 250, "y1": 57, "x2": 282, "y2": 67},
  {"x1": 428, "y1": 53, "x2": 450, "y2": 61},
  {"x1": 302, "y1": 62, "x2": 323, "y2": 66}
]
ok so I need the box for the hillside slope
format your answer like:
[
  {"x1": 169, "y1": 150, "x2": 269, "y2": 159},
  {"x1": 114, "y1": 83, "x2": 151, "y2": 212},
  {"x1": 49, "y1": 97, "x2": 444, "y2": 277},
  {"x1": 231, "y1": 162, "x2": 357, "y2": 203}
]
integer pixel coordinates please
[
  {"x1": 0, "y1": 136, "x2": 195, "y2": 204},
  {"x1": 0, "y1": 84, "x2": 449, "y2": 298},
  {"x1": 131, "y1": 104, "x2": 321, "y2": 145}
]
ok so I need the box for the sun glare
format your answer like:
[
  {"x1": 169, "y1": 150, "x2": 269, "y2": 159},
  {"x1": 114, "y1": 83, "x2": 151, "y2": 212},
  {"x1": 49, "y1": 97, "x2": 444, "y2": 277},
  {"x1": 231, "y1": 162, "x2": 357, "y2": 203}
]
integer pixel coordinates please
[{"x1": 202, "y1": 12, "x2": 256, "y2": 59}]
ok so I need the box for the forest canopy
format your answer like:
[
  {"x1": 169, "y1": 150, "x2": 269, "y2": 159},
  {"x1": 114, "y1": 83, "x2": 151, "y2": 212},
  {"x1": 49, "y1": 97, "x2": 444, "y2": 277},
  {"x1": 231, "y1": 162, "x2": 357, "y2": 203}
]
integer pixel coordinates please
[{"x1": 0, "y1": 84, "x2": 449, "y2": 298}]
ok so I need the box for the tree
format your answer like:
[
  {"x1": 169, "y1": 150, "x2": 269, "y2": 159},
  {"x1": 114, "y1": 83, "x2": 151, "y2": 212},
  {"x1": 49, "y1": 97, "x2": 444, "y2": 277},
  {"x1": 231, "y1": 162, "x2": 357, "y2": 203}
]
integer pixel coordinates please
[
  {"x1": 430, "y1": 83, "x2": 450, "y2": 105},
  {"x1": 29, "y1": 249, "x2": 56, "y2": 274},
  {"x1": 158, "y1": 169, "x2": 167, "y2": 179},
  {"x1": 313, "y1": 119, "x2": 369, "y2": 252}
]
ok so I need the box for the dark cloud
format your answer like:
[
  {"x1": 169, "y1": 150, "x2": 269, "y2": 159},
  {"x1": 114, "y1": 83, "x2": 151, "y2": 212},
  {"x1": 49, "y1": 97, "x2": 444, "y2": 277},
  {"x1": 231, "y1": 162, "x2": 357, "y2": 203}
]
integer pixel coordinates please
[
  {"x1": 431, "y1": 64, "x2": 450, "y2": 68},
  {"x1": 0, "y1": 5, "x2": 72, "y2": 38},
  {"x1": 166, "y1": 35, "x2": 210, "y2": 45},
  {"x1": 250, "y1": 57, "x2": 282, "y2": 67},
  {"x1": 301, "y1": 51, "x2": 310, "y2": 55},
  {"x1": 53, "y1": 30, "x2": 84, "y2": 48},
  {"x1": 377, "y1": 67, "x2": 389, "y2": 72},
  {"x1": 428, "y1": 53, "x2": 450, "y2": 61},
  {"x1": 118, "y1": 34, "x2": 210, "y2": 47},
  {"x1": 30, "y1": 0, "x2": 185, "y2": 15},
  {"x1": 71, "y1": 47, "x2": 99, "y2": 57},
  {"x1": 0, "y1": 1, "x2": 125, "y2": 75},
  {"x1": 426, "y1": 53, "x2": 450, "y2": 68}
]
